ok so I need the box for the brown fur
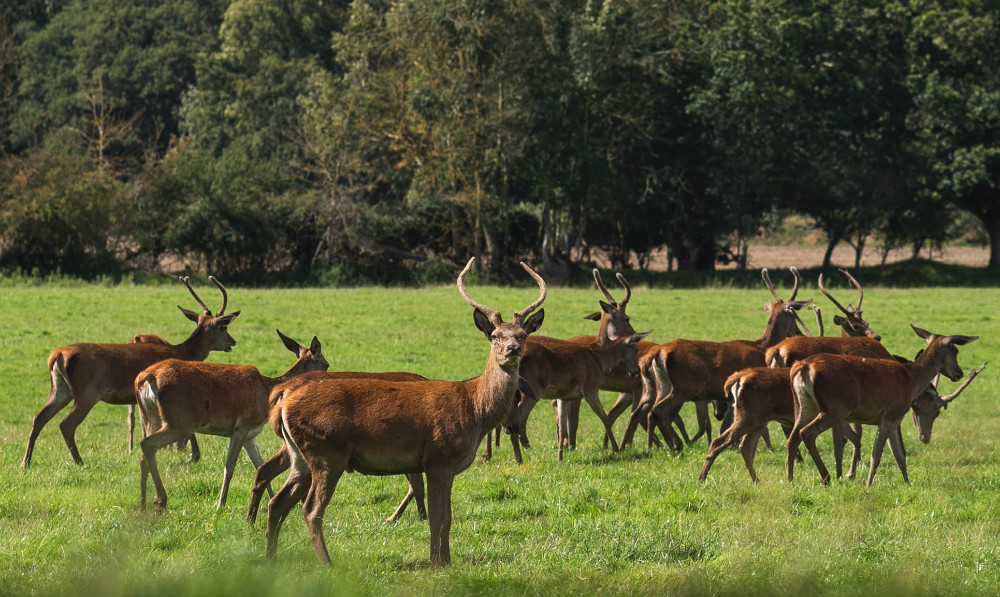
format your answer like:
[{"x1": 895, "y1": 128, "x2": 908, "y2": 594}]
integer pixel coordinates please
[
  {"x1": 136, "y1": 332, "x2": 326, "y2": 511},
  {"x1": 22, "y1": 277, "x2": 240, "y2": 468}
]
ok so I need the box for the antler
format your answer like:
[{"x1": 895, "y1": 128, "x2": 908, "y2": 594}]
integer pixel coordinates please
[
  {"x1": 813, "y1": 305, "x2": 825, "y2": 337},
  {"x1": 513, "y1": 262, "x2": 547, "y2": 321},
  {"x1": 941, "y1": 362, "x2": 987, "y2": 404},
  {"x1": 761, "y1": 269, "x2": 781, "y2": 302},
  {"x1": 839, "y1": 268, "x2": 864, "y2": 312},
  {"x1": 180, "y1": 276, "x2": 212, "y2": 316},
  {"x1": 457, "y1": 258, "x2": 501, "y2": 325},
  {"x1": 593, "y1": 269, "x2": 617, "y2": 306},
  {"x1": 209, "y1": 276, "x2": 229, "y2": 316},
  {"x1": 817, "y1": 273, "x2": 850, "y2": 315},
  {"x1": 788, "y1": 267, "x2": 801, "y2": 301},
  {"x1": 615, "y1": 272, "x2": 632, "y2": 310},
  {"x1": 791, "y1": 307, "x2": 812, "y2": 337}
]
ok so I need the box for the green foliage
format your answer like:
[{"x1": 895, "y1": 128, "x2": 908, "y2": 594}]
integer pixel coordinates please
[
  {"x1": 0, "y1": 141, "x2": 122, "y2": 275},
  {"x1": 1, "y1": 284, "x2": 998, "y2": 595}
]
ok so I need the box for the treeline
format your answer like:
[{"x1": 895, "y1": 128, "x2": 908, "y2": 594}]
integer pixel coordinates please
[{"x1": 0, "y1": 0, "x2": 997, "y2": 283}]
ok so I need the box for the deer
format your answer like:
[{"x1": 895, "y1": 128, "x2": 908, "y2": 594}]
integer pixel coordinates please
[
  {"x1": 502, "y1": 328, "x2": 653, "y2": 462},
  {"x1": 484, "y1": 269, "x2": 670, "y2": 463},
  {"x1": 22, "y1": 276, "x2": 240, "y2": 467},
  {"x1": 245, "y1": 370, "x2": 432, "y2": 526},
  {"x1": 127, "y1": 334, "x2": 200, "y2": 461},
  {"x1": 262, "y1": 258, "x2": 546, "y2": 566},
  {"x1": 560, "y1": 270, "x2": 707, "y2": 453},
  {"x1": 616, "y1": 267, "x2": 812, "y2": 452},
  {"x1": 786, "y1": 325, "x2": 979, "y2": 486},
  {"x1": 135, "y1": 330, "x2": 330, "y2": 512},
  {"x1": 697, "y1": 360, "x2": 984, "y2": 483}
]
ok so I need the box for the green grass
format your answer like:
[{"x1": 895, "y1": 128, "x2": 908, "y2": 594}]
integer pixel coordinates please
[{"x1": 1, "y1": 281, "x2": 998, "y2": 596}]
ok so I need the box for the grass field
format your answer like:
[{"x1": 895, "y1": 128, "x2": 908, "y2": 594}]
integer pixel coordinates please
[{"x1": 1, "y1": 276, "x2": 998, "y2": 596}]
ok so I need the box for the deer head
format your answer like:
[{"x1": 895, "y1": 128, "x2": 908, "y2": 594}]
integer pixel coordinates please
[
  {"x1": 458, "y1": 258, "x2": 546, "y2": 369},
  {"x1": 761, "y1": 267, "x2": 813, "y2": 340},
  {"x1": 276, "y1": 329, "x2": 330, "y2": 374},
  {"x1": 911, "y1": 362, "x2": 986, "y2": 444},
  {"x1": 584, "y1": 270, "x2": 635, "y2": 339},
  {"x1": 819, "y1": 269, "x2": 880, "y2": 340},
  {"x1": 177, "y1": 276, "x2": 241, "y2": 352}
]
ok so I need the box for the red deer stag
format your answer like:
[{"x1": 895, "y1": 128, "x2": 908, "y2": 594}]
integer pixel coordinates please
[
  {"x1": 22, "y1": 277, "x2": 240, "y2": 467},
  {"x1": 263, "y1": 258, "x2": 546, "y2": 565},
  {"x1": 135, "y1": 330, "x2": 329, "y2": 511},
  {"x1": 786, "y1": 325, "x2": 979, "y2": 486},
  {"x1": 503, "y1": 328, "x2": 653, "y2": 462},
  {"x1": 617, "y1": 268, "x2": 812, "y2": 451}
]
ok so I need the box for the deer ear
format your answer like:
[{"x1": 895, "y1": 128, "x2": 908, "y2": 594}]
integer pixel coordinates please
[
  {"x1": 833, "y1": 315, "x2": 847, "y2": 325},
  {"x1": 215, "y1": 311, "x2": 241, "y2": 326},
  {"x1": 276, "y1": 329, "x2": 301, "y2": 355},
  {"x1": 523, "y1": 308, "x2": 545, "y2": 335},
  {"x1": 309, "y1": 336, "x2": 322, "y2": 355},
  {"x1": 764, "y1": 301, "x2": 773, "y2": 311},
  {"x1": 911, "y1": 324, "x2": 932, "y2": 340},
  {"x1": 473, "y1": 309, "x2": 495, "y2": 339},
  {"x1": 628, "y1": 329, "x2": 653, "y2": 344},
  {"x1": 178, "y1": 306, "x2": 201, "y2": 323},
  {"x1": 599, "y1": 300, "x2": 615, "y2": 314},
  {"x1": 583, "y1": 311, "x2": 602, "y2": 321},
  {"x1": 944, "y1": 334, "x2": 978, "y2": 346}
]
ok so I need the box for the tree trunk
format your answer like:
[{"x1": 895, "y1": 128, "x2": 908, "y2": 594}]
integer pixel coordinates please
[{"x1": 821, "y1": 235, "x2": 839, "y2": 269}]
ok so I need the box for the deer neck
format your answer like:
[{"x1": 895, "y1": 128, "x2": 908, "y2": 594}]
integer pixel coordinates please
[
  {"x1": 752, "y1": 309, "x2": 790, "y2": 351},
  {"x1": 903, "y1": 342, "x2": 949, "y2": 397},
  {"x1": 590, "y1": 340, "x2": 626, "y2": 371},
  {"x1": 173, "y1": 328, "x2": 216, "y2": 362},
  {"x1": 474, "y1": 351, "x2": 522, "y2": 437}
]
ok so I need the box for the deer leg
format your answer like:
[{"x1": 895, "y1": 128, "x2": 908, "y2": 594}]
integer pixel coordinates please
[
  {"x1": 698, "y1": 425, "x2": 739, "y2": 482},
  {"x1": 604, "y1": 392, "x2": 633, "y2": 449},
  {"x1": 387, "y1": 473, "x2": 426, "y2": 523},
  {"x1": 215, "y1": 429, "x2": 249, "y2": 509},
  {"x1": 265, "y1": 442, "x2": 312, "y2": 560},
  {"x1": 186, "y1": 435, "x2": 201, "y2": 463},
  {"x1": 800, "y1": 413, "x2": 837, "y2": 486},
  {"x1": 243, "y1": 437, "x2": 272, "y2": 498},
  {"x1": 838, "y1": 423, "x2": 862, "y2": 479},
  {"x1": 760, "y1": 426, "x2": 774, "y2": 451},
  {"x1": 888, "y1": 422, "x2": 909, "y2": 485},
  {"x1": 866, "y1": 421, "x2": 894, "y2": 487},
  {"x1": 426, "y1": 470, "x2": 455, "y2": 567},
  {"x1": 139, "y1": 427, "x2": 188, "y2": 512},
  {"x1": 480, "y1": 428, "x2": 494, "y2": 463},
  {"x1": 738, "y1": 427, "x2": 767, "y2": 484},
  {"x1": 248, "y1": 445, "x2": 290, "y2": 525},
  {"x1": 23, "y1": 373, "x2": 75, "y2": 467},
  {"x1": 565, "y1": 399, "x2": 581, "y2": 450},
  {"x1": 127, "y1": 405, "x2": 135, "y2": 453},
  {"x1": 686, "y1": 401, "x2": 713, "y2": 446},
  {"x1": 509, "y1": 432, "x2": 524, "y2": 465},
  {"x1": 582, "y1": 390, "x2": 619, "y2": 453},
  {"x1": 302, "y1": 457, "x2": 347, "y2": 566},
  {"x1": 832, "y1": 424, "x2": 846, "y2": 479},
  {"x1": 555, "y1": 401, "x2": 566, "y2": 461},
  {"x1": 58, "y1": 397, "x2": 98, "y2": 466}
]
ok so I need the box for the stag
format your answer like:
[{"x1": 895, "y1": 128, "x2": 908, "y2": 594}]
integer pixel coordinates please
[
  {"x1": 617, "y1": 268, "x2": 812, "y2": 451},
  {"x1": 786, "y1": 325, "x2": 979, "y2": 486},
  {"x1": 22, "y1": 277, "x2": 240, "y2": 467},
  {"x1": 263, "y1": 258, "x2": 545, "y2": 565}
]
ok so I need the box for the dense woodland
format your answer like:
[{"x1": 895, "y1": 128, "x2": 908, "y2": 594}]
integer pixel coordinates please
[{"x1": 0, "y1": 0, "x2": 997, "y2": 283}]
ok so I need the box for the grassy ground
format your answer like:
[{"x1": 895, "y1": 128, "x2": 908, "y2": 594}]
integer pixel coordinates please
[{"x1": 1, "y1": 278, "x2": 998, "y2": 596}]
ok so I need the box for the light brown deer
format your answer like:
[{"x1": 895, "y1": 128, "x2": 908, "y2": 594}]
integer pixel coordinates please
[
  {"x1": 135, "y1": 330, "x2": 329, "y2": 511},
  {"x1": 127, "y1": 334, "x2": 201, "y2": 461},
  {"x1": 245, "y1": 370, "x2": 432, "y2": 526},
  {"x1": 617, "y1": 267, "x2": 812, "y2": 451},
  {"x1": 502, "y1": 328, "x2": 653, "y2": 462},
  {"x1": 786, "y1": 325, "x2": 979, "y2": 486},
  {"x1": 22, "y1": 276, "x2": 240, "y2": 467},
  {"x1": 263, "y1": 258, "x2": 546, "y2": 565}
]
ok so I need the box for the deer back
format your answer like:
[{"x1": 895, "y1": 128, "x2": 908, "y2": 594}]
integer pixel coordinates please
[
  {"x1": 725, "y1": 366, "x2": 796, "y2": 425},
  {"x1": 765, "y1": 335, "x2": 891, "y2": 368}
]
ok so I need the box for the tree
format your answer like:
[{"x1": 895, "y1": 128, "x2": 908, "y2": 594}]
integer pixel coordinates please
[{"x1": 907, "y1": 1, "x2": 1000, "y2": 267}]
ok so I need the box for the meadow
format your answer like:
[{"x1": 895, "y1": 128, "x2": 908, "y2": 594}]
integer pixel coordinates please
[{"x1": 1, "y1": 276, "x2": 998, "y2": 596}]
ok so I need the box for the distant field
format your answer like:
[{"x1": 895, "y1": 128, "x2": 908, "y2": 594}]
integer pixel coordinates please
[{"x1": 1, "y1": 281, "x2": 998, "y2": 596}]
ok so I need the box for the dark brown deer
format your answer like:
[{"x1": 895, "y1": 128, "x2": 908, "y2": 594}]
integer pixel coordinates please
[
  {"x1": 786, "y1": 325, "x2": 979, "y2": 486},
  {"x1": 22, "y1": 277, "x2": 240, "y2": 467},
  {"x1": 263, "y1": 258, "x2": 546, "y2": 565}
]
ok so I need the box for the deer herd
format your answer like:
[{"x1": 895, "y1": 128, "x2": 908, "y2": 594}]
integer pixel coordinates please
[{"x1": 20, "y1": 261, "x2": 986, "y2": 567}]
